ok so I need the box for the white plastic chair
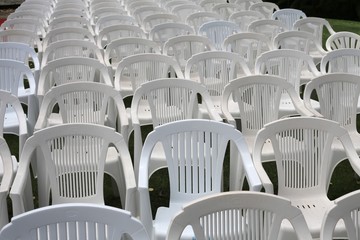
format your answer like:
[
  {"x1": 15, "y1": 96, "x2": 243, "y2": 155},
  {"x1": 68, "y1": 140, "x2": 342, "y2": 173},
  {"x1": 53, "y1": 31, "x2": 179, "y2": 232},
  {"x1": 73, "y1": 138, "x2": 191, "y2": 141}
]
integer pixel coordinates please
[
  {"x1": 91, "y1": 7, "x2": 128, "y2": 26},
  {"x1": 0, "y1": 137, "x2": 15, "y2": 229},
  {"x1": 325, "y1": 31, "x2": 360, "y2": 51},
  {"x1": 47, "y1": 16, "x2": 95, "y2": 35},
  {"x1": 163, "y1": 35, "x2": 216, "y2": 71},
  {"x1": 212, "y1": 3, "x2": 244, "y2": 20},
  {"x1": 248, "y1": 19, "x2": 287, "y2": 42},
  {"x1": 199, "y1": 0, "x2": 225, "y2": 11},
  {"x1": 228, "y1": 0, "x2": 262, "y2": 8},
  {"x1": 167, "y1": 192, "x2": 313, "y2": 240},
  {"x1": 249, "y1": 1, "x2": 280, "y2": 19},
  {"x1": 0, "y1": 29, "x2": 43, "y2": 55},
  {"x1": 37, "y1": 57, "x2": 113, "y2": 105},
  {"x1": 94, "y1": 15, "x2": 138, "y2": 35},
  {"x1": 293, "y1": 17, "x2": 336, "y2": 47},
  {"x1": 273, "y1": 30, "x2": 327, "y2": 65},
  {"x1": 320, "y1": 48, "x2": 360, "y2": 75},
  {"x1": 148, "y1": 22, "x2": 195, "y2": 50},
  {"x1": 142, "y1": 13, "x2": 180, "y2": 33},
  {"x1": 0, "y1": 203, "x2": 149, "y2": 240},
  {"x1": 185, "y1": 51, "x2": 251, "y2": 117},
  {"x1": 252, "y1": 116, "x2": 360, "y2": 239},
  {"x1": 138, "y1": 119, "x2": 262, "y2": 240},
  {"x1": 104, "y1": 37, "x2": 161, "y2": 77},
  {"x1": 10, "y1": 123, "x2": 136, "y2": 216},
  {"x1": 303, "y1": 73, "x2": 360, "y2": 178},
  {"x1": 255, "y1": 49, "x2": 321, "y2": 117},
  {"x1": 271, "y1": 8, "x2": 306, "y2": 31},
  {"x1": 97, "y1": 24, "x2": 146, "y2": 49},
  {"x1": 132, "y1": 6, "x2": 167, "y2": 25},
  {"x1": 223, "y1": 32, "x2": 271, "y2": 73},
  {"x1": 41, "y1": 39, "x2": 105, "y2": 68},
  {"x1": 15, "y1": 5, "x2": 52, "y2": 21},
  {"x1": 50, "y1": 9, "x2": 90, "y2": 21},
  {"x1": 131, "y1": 78, "x2": 223, "y2": 178},
  {"x1": 1, "y1": 18, "x2": 46, "y2": 39},
  {"x1": 321, "y1": 189, "x2": 360, "y2": 240},
  {"x1": 7, "y1": 10, "x2": 49, "y2": 30},
  {"x1": 42, "y1": 27, "x2": 96, "y2": 51},
  {"x1": 90, "y1": 1, "x2": 124, "y2": 13},
  {"x1": 128, "y1": 1, "x2": 159, "y2": 15},
  {"x1": 164, "y1": 0, "x2": 195, "y2": 12},
  {"x1": 229, "y1": 10, "x2": 265, "y2": 32},
  {"x1": 222, "y1": 75, "x2": 315, "y2": 190},
  {"x1": 171, "y1": 4, "x2": 204, "y2": 23},
  {"x1": 114, "y1": 53, "x2": 184, "y2": 99},
  {"x1": 186, "y1": 11, "x2": 222, "y2": 34},
  {"x1": 198, "y1": 20, "x2": 240, "y2": 50}
]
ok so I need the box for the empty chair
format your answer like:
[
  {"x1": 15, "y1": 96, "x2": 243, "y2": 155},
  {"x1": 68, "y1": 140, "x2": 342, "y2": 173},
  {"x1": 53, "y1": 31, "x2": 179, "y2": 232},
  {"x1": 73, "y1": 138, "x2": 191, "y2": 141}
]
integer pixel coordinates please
[
  {"x1": 212, "y1": 3, "x2": 243, "y2": 20},
  {"x1": 131, "y1": 78, "x2": 223, "y2": 178},
  {"x1": 97, "y1": 24, "x2": 146, "y2": 49},
  {"x1": 199, "y1": 0, "x2": 225, "y2": 11},
  {"x1": 0, "y1": 29, "x2": 43, "y2": 56},
  {"x1": 142, "y1": 13, "x2": 180, "y2": 33},
  {"x1": 10, "y1": 123, "x2": 136, "y2": 216},
  {"x1": 7, "y1": 10, "x2": 49, "y2": 30},
  {"x1": 104, "y1": 37, "x2": 161, "y2": 77},
  {"x1": 0, "y1": 137, "x2": 16, "y2": 229},
  {"x1": 164, "y1": 0, "x2": 195, "y2": 12},
  {"x1": 47, "y1": 16, "x2": 95, "y2": 35},
  {"x1": 320, "y1": 48, "x2": 360, "y2": 75},
  {"x1": 185, "y1": 51, "x2": 251, "y2": 116},
  {"x1": 248, "y1": 19, "x2": 287, "y2": 42},
  {"x1": 223, "y1": 32, "x2": 271, "y2": 72},
  {"x1": 0, "y1": 203, "x2": 149, "y2": 239},
  {"x1": 199, "y1": 20, "x2": 240, "y2": 50},
  {"x1": 90, "y1": 1, "x2": 123, "y2": 13},
  {"x1": 249, "y1": 1, "x2": 280, "y2": 19},
  {"x1": 293, "y1": 17, "x2": 336, "y2": 47},
  {"x1": 163, "y1": 35, "x2": 216, "y2": 70},
  {"x1": 229, "y1": 10, "x2": 265, "y2": 32},
  {"x1": 325, "y1": 31, "x2": 360, "y2": 51},
  {"x1": 41, "y1": 40, "x2": 105, "y2": 68},
  {"x1": 50, "y1": 9, "x2": 90, "y2": 21},
  {"x1": 321, "y1": 189, "x2": 360, "y2": 240},
  {"x1": 148, "y1": 22, "x2": 195, "y2": 50},
  {"x1": 167, "y1": 192, "x2": 313, "y2": 240},
  {"x1": 138, "y1": 119, "x2": 262, "y2": 240},
  {"x1": 127, "y1": 1, "x2": 159, "y2": 15},
  {"x1": 228, "y1": 0, "x2": 262, "y2": 8},
  {"x1": 252, "y1": 116, "x2": 360, "y2": 239},
  {"x1": 171, "y1": 4, "x2": 204, "y2": 23},
  {"x1": 272, "y1": 8, "x2": 306, "y2": 31},
  {"x1": 132, "y1": 6, "x2": 167, "y2": 25},
  {"x1": 114, "y1": 53, "x2": 184, "y2": 99},
  {"x1": 91, "y1": 7, "x2": 128, "y2": 26},
  {"x1": 94, "y1": 15, "x2": 138, "y2": 35},
  {"x1": 1, "y1": 18, "x2": 46, "y2": 39},
  {"x1": 255, "y1": 49, "x2": 321, "y2": 117},
  {"x1": 221, "y1": 75, "x2": 314, "y2": 190},
  {"x1": 186, "y1": 11, "x2": 222, "y2": 34},
  {"x1": 273, "y1": 30, "x2": 327, "y2": 64},
  {"x1": 42, "y1": 27, "x2": 96, "y2": 50},
  {"x1": 37, "y1": 57, "x2": 113, "y2": 104}
]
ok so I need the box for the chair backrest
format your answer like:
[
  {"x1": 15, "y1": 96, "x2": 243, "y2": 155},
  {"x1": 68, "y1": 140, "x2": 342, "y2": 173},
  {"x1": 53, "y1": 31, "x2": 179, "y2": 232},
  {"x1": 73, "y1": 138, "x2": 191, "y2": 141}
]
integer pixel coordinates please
[
  {"x1": 320, "y1": 48, "x2": 360, "y2": 75},
  {"x1": 50, "y1": 9, "x2": 90, "y2": 21},
  {"x1": 248, "y1": 19, "x2": 287, "y2": 42},
  {"x1": 303, "y1": 73, "x2": 360, "y2": 135},
  {"x1": 132, "y1": 6, "x2": 167, "y2": 25},
  {"x1": 142, "y1": 13, "x2": 180, "y2": 33},
  {"x1": 229, "y1": 10, "x2": 265, "y2": 32},
  {"x1": 223, "y1": 32, "x2": 271, "y2": 72},
  {"x1": 0, "y1": 203, "x2": 150, "y2": 240},
  {"x1": 186, "y1": 11, "x2": 222, "y2": 34},
  {"x1": 42, "y1": 27, "x2": 95, "y2": 50},
  {"x1": 325, "y1": 31, "x2": 360, "y2": 51},
  {"x1": 128, "y1": 1, "x2": 159, "y2": 15},
  {"x1": 255, "y1": 49, "x2": 320, "y2": 94},
  {"x1": 41, "y1": 39, "x2": 105, "y2": 67},
  {"x1": 167, "y1": 192, "x2": 313, "y2": 240},
  {"x1": 171, "y1": 4, "x2": 204, "y2": 23},
  {"x1": 321, "y1": 189, "x2": 360, "y2": 240},
  {"x1": 1, "y1": 18, "x2": 46, "y2": 38},
  {"x1": 271, "y1": 8, "x2": 306, "y2": 30},
  {"x1": 199, "y1": 0, "x2": 225, "y2": 11},
  {"x1": 114, "y1": 53, "x2": 184, "y2": 98},
  {"x1": 252, "y1": 116, "x2": 360, "y2": 198},
  {"x1": 164, "y1": 0, "x2": 195, "y2": 12},
  {"x1": 91, "y1": 7, "x2": 128, "y2": 25},
  {"x1": 212, "y1": 3, "x2": 243, "y2": 19},
  {"x1": 199, "y1": 20, "x2": 240, "y2": 50},
  {"x1": 38, "y1": 57, "x2": 113, "y2": 103},
  {"x1": 91, "y1": 1, "x2": 123, "y2": 13},
  {"x1": 293, "y1": 17, "x2": 336, "y2": 46},
  {"x1": 185, "y1": 51, "x2": 251, "y2": 98},
  {"x1": 148, "y1": 22, "x2": 195, "y2": 49},
  {"x1": 249, "y1": 2, "x2": 280, "y2": 19},
  {"x1": 47, "y1": 16, "x2": 94, "y2": 35},
  {"x1": 7, "y1": 11, "x2": 49, "y2": 29},
  {"x1": 0, "y1": 29, "x2": 42, "y2": 53},
  {"x1": 104, "y1": 37, "x2": 161, "y2": 71},
  {"x1": 138, "y1": 119, "x2": 262, "y2": 237},
  {"x1": 97, "y1": 24, "x2": 146, "y2": 48},
  {"x1": 0, "y1": 137, "x2": 15, "y2": 229},
  {"x1": 35, "y1": 82, "x2": 128, "y2": 137},
  {"x1": 0, "y1": 42, "x2": 40, "y2": 71},
  {"x1": 222, "y1": 75, "x2": 314, "y2": 136},
  {"x1": 163, "y1": 35, "x2": 216, "y2": 70},
  {"x1": 94, "y1": 15, "x2": 138, "y2": 35}
]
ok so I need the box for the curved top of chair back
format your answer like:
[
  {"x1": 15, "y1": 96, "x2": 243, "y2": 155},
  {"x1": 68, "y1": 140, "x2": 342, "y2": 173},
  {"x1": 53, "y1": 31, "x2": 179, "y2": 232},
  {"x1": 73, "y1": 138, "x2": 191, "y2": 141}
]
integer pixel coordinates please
[
  {"x1": 249, "y1": 2, "x2": 280, "y2": 19},
  {"x1": 0, "y1": 42, "x2": 39, "y2": 71},
  {"x1": 271, "y1": 8, "x2": 306, "y2": 30},
  {"x1": 320, "y1": 48, "x2": 360, "y2": 74}
]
